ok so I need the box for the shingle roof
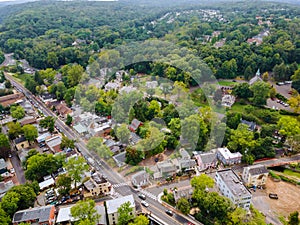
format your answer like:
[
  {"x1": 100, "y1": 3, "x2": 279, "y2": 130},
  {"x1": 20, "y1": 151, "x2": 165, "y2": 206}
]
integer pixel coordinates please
[
  {"x1": 247, "y1": 165, "x2": 269, "y2": 176},
  {"x1": 106, "y1": 195, "x2": 135, "y2": 214},
  {"x1": 0, "y1": 158, "x2": 6, "y2": 170},
  {"x1": 14, "y1": 136, "x2": 27, "y2": 144},
  {"x1": 13, "y1": 205, "x2": 54, "y2": 223},
  {"x1": 199, "y1": 152, "x2": 217, "y2": 164}
]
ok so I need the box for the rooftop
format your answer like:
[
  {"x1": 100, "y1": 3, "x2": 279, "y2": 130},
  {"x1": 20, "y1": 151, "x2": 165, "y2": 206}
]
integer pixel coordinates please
[
  {"x1": 198, "y1": 152, "x2": 217, "y2": 164},
  {"x1": 217, "y1": 148, "x2": 242, "y2": 160},
  {"x1": 106, "y1": 195, "x2": 135, "y2": 214},
  {"x1": 246, "y1": 164, "x2": 269, "y2": 176},
  {"x1": 217, "y1": 169, "x2": 251, "y2": 197},
  {"x1": 0, "y1": 158, "x2": 6, "y2": 170},
  {"x1": 56, "y1": 206, "x2": 77, "y2": 223},
  {"x1": 13, "y1": 205, "x2": 54, "y2": 223},
  {"x1": 0, "y1": 180, "x2": 14, "y2": 195},
  {"x1": 14, "y1": 136, "x2": 27, "y2": 145}
]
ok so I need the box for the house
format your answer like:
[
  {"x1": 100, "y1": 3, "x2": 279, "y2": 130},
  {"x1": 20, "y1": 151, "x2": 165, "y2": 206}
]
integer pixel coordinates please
[
  {"x1": 105, "y1": 195, "x2": 135, "y2": 225},
  {"x1": 241, "y1": 119, "x2": 257, "y2": 131},
  {"x1": 249, "y1": 69, "x2": 263, "y2": 85},
  {"x1": 156, "y1": 160, "x2": 177, "y2": 178},
  {"x1": 215, "y1": 169, "x2": 252, "y2": 210},
  {"x1": 222, "y1": 95, "x2": 235, "y2": 107},
  {"x1": 145, "y1": 81, "x2": 158, "y2": 89},
  {"x1": 242, "y1": 164, "x2": 269, "y2": 187},
  {"x1": 14, "y1": 136, "x2": 29, "y2": 151},
  {"x1": 194, "y1": 152, "x2": 218, "y2": 171},
  {"x1": 105, "y1": 82, "x2": 120, "y2": 91},
  {"x1": 73, "y1": 123, "x2": 88, "y2": 135},
  {"x1": 56, "y1": 103, "x2": 72, "y2": 118},
  {"x1": 40, "y1": 93, "x2": 56, "y2": 103},
  {"x1": 119, "y1": 86, "x2": 136, "y2": 94},
  {"x1": 56, "y1": 205, "x2": 78, "y2": 224},
  {"x1": 0, "y1": 158, "x2": 7, "y2": 175},
  {"x1": 36, "y1": 132, "x2": 52, "y2": 143},
  {"x1": 83, "y1": 172, "x2": 111, "y2": 198},
  {"x1": 0, "y1": 180, "x2": 14, "y2": 199},
  {"x1": 178, "y1": 159, "x2": 196, "y2": 171},
  {"x1": 19, "y1": 116, "x2": 37, "y2": 126},
  {"x1": 129, "y1": 119, "x2": 142, "y2": 132},
  {"x1": 131, "y1": 170, "x2": 150, "y2": 188},
  {"x1": 12, "y1": 205, "x2": 56, "y2": 225},
  {"x1": 129, "y1": 132, "x2": 141, "y2": 145},
  {"x1": 45, "y1": 135, "x2": 62, "y2": 153},
  {"x1": 113, "y1": 152, "x2": 126, "y2": 168},
  {"x1": 0, "y1": 92, "x2": 24, "y2": 107},
  {"x1": 173, "y1": 186, "x2": 193, "y2": 203},
  {"x1": 216, "y1": 148, "x2": 242, "y2": 166}
]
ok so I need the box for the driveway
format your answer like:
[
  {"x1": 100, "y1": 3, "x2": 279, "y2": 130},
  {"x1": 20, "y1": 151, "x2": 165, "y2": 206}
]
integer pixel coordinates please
[{"x1": 10, "y1": 150, "x2": 26, "y2": 184}]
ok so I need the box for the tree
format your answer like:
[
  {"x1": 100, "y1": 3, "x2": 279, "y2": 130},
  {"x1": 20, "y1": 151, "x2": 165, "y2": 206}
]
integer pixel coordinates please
[
  {"x1": 10, "y1": 106, "x2": 25, "y2": 119},
  {"x1": 288, "y1": 94, "x2": 300, "y2": 113},
  {"x1": 56, "y1": 174, "x2": 72, "y2": 196},
  {"x1": 232, "y1": 83, "x2": 253, "y2": 99},
  {"x1": 116, "y1": 124, "x2": 131, "y2": 145},
  {"x1": 7, "y1": 122, "x2": 22, "y2": 139},
  {"x1": 191, "y1": 174, "x2": 214, "y2": 191},
  {"x1": 262, "y1": 71, "x2": 269, "y2": 82},
  {"x1": 39, "y1": 116, "x2": 56, "y2": 133},
  {"x1": 0, "y1": 191, "x2": 19, "y2": 217},
  {"x1": 71, "y1": 199, "x2": 100, "y2": 225},
  {"x1": 0, "y1": 206, "x2": 11, "y2": 225},
  {"x1": 25, "y1": 77, "x2": 38, "y2": 94},
  {"x1": 60, "y1": 135, "x2": 75, "y2": 150},
  {"x1": 63, "y1": 156, "x2": 88, "y2": 188},
  {"x1": 288, "y1": 211, "x2": 299, "y2": 225},
  {"x1": 0, "y1": 133, "x2": 11, "y2": 159},
  {"x1": 176, "y1": 197, "x2": 190, "y2": 215},
  {"x1": 146, "y1": 88, "x2": 155, "y2": 97},
  {"x1": 66, "y1": 114, "x2": 73, "y2": 126},
  {"x1": 22, "y1": 125, "x2": 38, "y2": 143},
  {"x1": 128, "y1": 215, "x2": 149, "y2": 225},
  {"x1": 117, "y1": 201, "x2": 134, "y2": 225},
  {"x1": 87, "y1": 137, "x2": 113, "y2": 159},
  {"x1": 250, "y1": 81, "x2": 270, "y2": 106}
]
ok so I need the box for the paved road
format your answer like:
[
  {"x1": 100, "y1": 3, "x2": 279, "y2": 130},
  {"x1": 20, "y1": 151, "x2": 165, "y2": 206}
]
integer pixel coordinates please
[
  {"x1": 254, "y1": 154, "x2": 300, "y2": 167},
  {"x1": 4, "y1": 72, "x2": 195, "y2": 225}
]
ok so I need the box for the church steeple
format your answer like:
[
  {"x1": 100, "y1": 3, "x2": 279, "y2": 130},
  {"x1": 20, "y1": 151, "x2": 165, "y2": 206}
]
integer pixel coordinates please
[{"x1": 256, "y1": 69, "x2": 260, "y2": 77}]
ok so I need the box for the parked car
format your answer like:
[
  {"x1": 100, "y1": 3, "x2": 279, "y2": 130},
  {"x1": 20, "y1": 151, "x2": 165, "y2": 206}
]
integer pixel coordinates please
[
  {"x1": 138, "y1": 194, "x2": 146, "y2": 200},
  {"x1": 141, "y1": 200, "x2": 149, "y2": 207},
  {"x1": 165, "y1": 210, "x2": 173, "y2": 216},
  {"x1": 269, "y1": 193, "x2": 278, "y2": 199}
]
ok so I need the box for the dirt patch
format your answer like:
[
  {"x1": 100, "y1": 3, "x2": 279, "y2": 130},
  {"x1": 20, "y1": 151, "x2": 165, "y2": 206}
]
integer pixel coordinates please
[
  {"x1": 265, "y1": 178, "x2": 300, "y2": 217},
  {"x1": 139, "y1": 149, "x2": 174, "y2": 167}
]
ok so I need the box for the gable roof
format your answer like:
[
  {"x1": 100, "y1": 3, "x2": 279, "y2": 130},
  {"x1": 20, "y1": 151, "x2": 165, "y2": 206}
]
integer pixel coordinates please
[
  {"x1": 13, "y1": 205, "x2": 54, "y2": 223},
  {"x1": 241, "y1": 119, "x2": 256, "y2": 131},
  {"x1": 14, "y1": 136, "x2": 27, "y2": 145},
  {"x1": 129, "y1": 119, "x2": 142, "y2": 131},
  {"x1": 106, "y1": 195, "x2": 135, "y2": 214},
  {"x1": 246, "y1": 164, "x2": 269, "y2": 176},
  {"x1": 199, "y1": 152, "x2": 217, "y2": 164}
]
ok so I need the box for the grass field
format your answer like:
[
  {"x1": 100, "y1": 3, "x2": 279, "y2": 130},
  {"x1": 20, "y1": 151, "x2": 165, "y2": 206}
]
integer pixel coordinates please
[
  {"x1": 217, "y1": 80, "x2": 237, "y2": 86},
  {"x1": 283, "y1": 169, "x2": 300, "y2": 179},
  {"x1": 12, "y1": 73, "x2": 32, "y2": 85}
]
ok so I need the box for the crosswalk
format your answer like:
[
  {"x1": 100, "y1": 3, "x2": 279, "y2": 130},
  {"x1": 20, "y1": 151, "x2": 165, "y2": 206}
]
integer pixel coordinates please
[
  {"x1": 112, "y1": 182, "x2": 129, "y2": 188},
  {"x1": 139, "y1": 189, "x2": 157, "y2": 201}
]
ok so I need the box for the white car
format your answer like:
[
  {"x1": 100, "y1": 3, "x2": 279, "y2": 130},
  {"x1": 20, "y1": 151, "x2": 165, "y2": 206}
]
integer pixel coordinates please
[
  {"x1": 141, "y1": 200, "x2": 149, "y2": 207},
  {"x1": 10, "y1": 168, "x2": 15, "y2": 174}
]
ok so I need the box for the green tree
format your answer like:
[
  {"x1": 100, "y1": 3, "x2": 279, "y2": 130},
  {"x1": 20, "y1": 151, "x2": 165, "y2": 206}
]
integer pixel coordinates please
[
  {"x1": 116, "y1": 124, "x2": 131, "y2": 145},
  {"x1": 0, "y1": 192, "x2": 19, "y2": 217},
  {"x1": 232, "y1": 83, "x2": 253, "y2": 99},
  {"x1": 7, "y1": 122, "x2": 22, "y2": 139},
  {"x1": 66, "y1": 114, "x2": 73, "y2": 126},
  {"x1": 176, "y1": 197, "x2": 190, "y2": 215},
  {"x1": 56, "y1": 174, "x2": 72, "y2": 196},
  {"x1": 60, "y1": 135, "x2": 75, "y2": 150},
  {"x1": 10, "y1": 106, "x2": 25, "y2": 119},
  {"x1": 288, "y1": 94, "x2": 300, "y2": 113},
  {"x1": 87, "y1": 137, "x2": 113, "y2": 159},
  {"x1": 128, "y1": 215, "x2": 149, "y2": 225},
  {"x1": 25, "y1": 77, "x2": 38, "y2": 94},
  {"x1": 39, "y1": 116, "x2": 56, "y2": 133},
  {"x1": 0, "y1": 133, "x2": 11, "y2": 159},
  {"x1": 117, "y1": 201, "x2": 134, "y2": 225},
  {"x1": 191, "y1": 174, "x2": 214, "y2": 191},
  {"x1": 0, "y1": 206, "x2": 11, "y2": 225},
  {"x1": 63, "y1": 156, "x2": 88, "y2": 188},
  {"x1": 22, "y1": 124, "x2": 38, "y2": 143},
  {"x1": 71, "y1": 199, "x2": 100, "y2": 225},
  {"x1": 250, "y1": 81, "x2": 270, "y2": 106},
  {"x1": 288, "y1": 211, "x2": 299, "y2": 225}
]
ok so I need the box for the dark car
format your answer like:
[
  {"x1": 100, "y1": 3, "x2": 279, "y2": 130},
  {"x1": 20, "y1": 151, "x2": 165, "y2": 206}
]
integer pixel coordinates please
[
  {"x1": 138, "y1": 193, "x2": 146, "y2": 200},
  {"x1": 269, "y1": 193, "x2": 278, "y2": 199},
  {"x1": 165, "y1": 210, "x2": 173, "y2": 216}
]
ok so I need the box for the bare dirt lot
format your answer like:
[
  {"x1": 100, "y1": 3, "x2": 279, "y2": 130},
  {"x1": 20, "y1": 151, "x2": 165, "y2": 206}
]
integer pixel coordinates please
[{"x1": 265, "y1": 178, "x2": 300, "y2": 217}]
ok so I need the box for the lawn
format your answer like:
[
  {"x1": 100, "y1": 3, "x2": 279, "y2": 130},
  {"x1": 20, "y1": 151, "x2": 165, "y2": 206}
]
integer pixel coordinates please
[
  {"x1": 217, "y1": 80, "x2": 237, "y2": 86},
  {"x1": 283, "y1": 169, "x2": 300, "y2": 180}
]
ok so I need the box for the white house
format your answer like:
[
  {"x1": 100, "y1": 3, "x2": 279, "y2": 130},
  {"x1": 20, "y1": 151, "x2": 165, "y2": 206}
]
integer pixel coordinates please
[
  {"x1": 131, "y1": 170, "x2": 150, "y2": 188},
  {"x1": 242, "y1": 164, "x2": 269, "y2": 187},
  {"x1": 215, "y1": 169, "x2": 252, "y2": 210}
]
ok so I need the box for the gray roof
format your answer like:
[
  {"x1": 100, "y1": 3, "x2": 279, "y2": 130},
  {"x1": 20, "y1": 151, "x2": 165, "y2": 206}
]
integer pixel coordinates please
[
  {"x1": 74, "y1": 123, "x2": 88, "y2": 134},
  {"x1": 241, "y1": 119, "x2": 256, "y2": 131},
  {"x1": 157, "y1": 161, "x2": 177, "y2": 173},
  {"x1": 247, "y1": 165, "x2": 269, "y2": 176},
  {"x1": 0, "y1": 158, "x2": 6, "y2": 170},
  {"x1": 106, "y1": 195, "x2": 135, "y2": 214},
  {"x1": 216, "y1": 170, "x2": 251, "y2": 197},
  {"x1": 199, "y1": 152, "x2": 217, "y2": 164},
  {"x1": 0, "y1": 180, "x2": 14, "y2": 195},
  {"x1": 95, "y1": 205, "x2": 107, "y2": 225},
  {"x1": 132, "y1": 170, "x2": 149, "y2": 184},
  {"x1": 179, "y1": 159, "x2": 196, "y2": 169},
  {"x1": 13, "y1": 205, "x2": 54, "y2": 223},
  {"x1": 14, "y1": 136, "x2": 27, "y2": 144}
]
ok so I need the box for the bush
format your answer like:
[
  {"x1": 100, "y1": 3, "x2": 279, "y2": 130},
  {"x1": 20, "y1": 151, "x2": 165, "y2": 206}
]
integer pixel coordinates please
[{"x1": 269, "y1": 171, "x2": 280, "y2": 180}]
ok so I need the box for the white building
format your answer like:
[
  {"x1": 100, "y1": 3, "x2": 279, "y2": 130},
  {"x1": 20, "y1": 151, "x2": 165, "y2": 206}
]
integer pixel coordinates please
[
  {"x1": 242, "y1": 164, "x2": 269, "y2": 187},
  {"x1": 106, "y1": 195, "x2": 135, "y2": 225},
  {"x1": 216, "y1": 147, "x2": 242, "y2": 166},
  {"x1": 215, "y1": 169, "x2": 252, "y2": 210},
  {"x1": 131, "y1": 170, "x2": 150, "y2": 188}
]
